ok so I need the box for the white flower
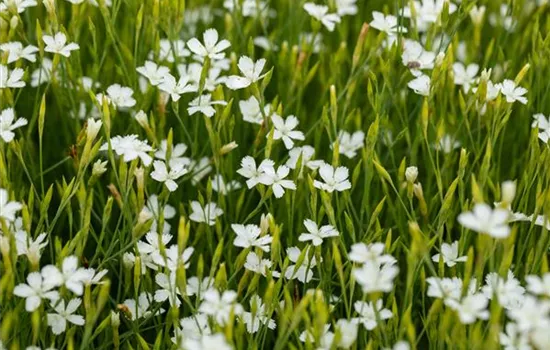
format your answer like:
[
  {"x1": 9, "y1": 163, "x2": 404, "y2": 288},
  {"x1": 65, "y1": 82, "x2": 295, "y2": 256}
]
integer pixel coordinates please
[
  {"x1": 453, "y1": 63, "x2": 479, "y2": 92},
  {"x1": 353, "y1": 262, "x2": 399, "y2": 293},
  {"x1": 458, "y1": 203, "x2": 511, "y2": 238},
  {"x1": 526, "y1": 273, "x2": 550, "y2": 297},
  {"x1": 198, "y1": 288, "x2": 243, "y2": 325},
  {"x1": 313, "y1": 163, "x2": 351, "y2": 193},
  {"x1": 298, "y1": 219, "x2": 339, "y2": 246},
  {"x1": 232, "y1": 224, "x2": 272, "y2": 252},
  {"x1": 349, "y1": 242, "x2": 396, "y2": 265},
  {"x1": 154, "y1": 272, "x2": 181, "y2": 307},
  {"x1": 158, "y1": 74, "x2": 196, "y2": 101},
  {"x1": 353, "y1": 300, "x2": 392, "y2": 330},
  {"x1": 172, "y1": 314, "x2": 211, "y2": 345},
  {"x1": 123, "y1": 292, "x2": 159, "y2": 320},
  {"x1": 270, "y1": 115, "x2": 305, "y2": 150},
  {"x1": 137, "y1": 231, "x2": 173, "y2": 264},
  {"x1": 15, "y1": 231, "x2": 48, "y2": 265},
  {"x1": 334, "y1": 131, "x2": 364, "y2": 159},
  {"x1": 151, "y1": 245, "x2": 194, "y2": 272},
  {"x1": 13, "y1": 266, "x2": 62, "y2": 312},
  {"x1": 286, "y1": 146, "x2": 324, "y2": 171},
  {"x1": 497, "y1": 79, "x2": 528, "y2": 105},
  {"x1": 369, "y1": 11, "x2": 407, "y2": 35},
  {"x1": 299, "y1": 324, "x2": 333, "y2": 347},
  {"x1": 187, "y1": 94, "x2": 227, "y2": 118},
  {"x1": 426, "y1": 277, "x2": 478, "y2": 305},
  {"x1": 189, "y1": 201, "x2": 223, "y2": 226},
  {"x1": 0, "y1": 64, "x2": 25, "y2": 88},
  {"x1": 258, "y1": 164, "x2": 296, "y2": 198},
  {"x1": 239, "y1": 96, "x2": 269, "y2": 124},
  {"x1": 190, "y1": 157, "x2": 213, "y2": 185},
  {"x1": 178, "y1": 63, "x2": 226, "y2": 91},
  {"x1": 241, "y1": 295, "x2": 276, "y2": 334},
  {"x1": 152, "y1": 39, "x2": 190, "y2": 63},
  {"x1": 154, "y1": 140, "x2": 191, "y2": 168},
  {"x1": 408, "y1": 74, "x2": 431, "y2": 96},
  {"x1": 244, "y1": 252, "x2": 280, "y2": 277},
  {"x1": 186, "y1": 277, "x2": 214, "y2": 298},
  {"x1": 532, "y1": 113, "x2": 550, "y2": 143},
  {"x1": 402, "y1": 40, "x2": 435, "y2": 73},
  {"x1": 284, "y1": 246, "x2": 318, "y2": 283},
  {"x1": 182, "y1": 333, "x2": 233, "y2": 350},
  {"x1": 431, "y1": 241, "x2": 468, "y2": 267},
  {"x1": 187, "y1": 28, "x2": 231, "y2": 60},
  {"x1": 136, "y1": 61, "x2": 170, "y2": 86},
  {"x1": 97, "y1": 84, "x2": 136, "y2": 109},
  {"x1": 482, "y1": 270, "x2": 525, "y2": 310},
  {"x1": 60, "y1": 255, "x2": 91, "y2": 295},
  {"x1": 499, "y1": 322, "x2": 531, "y2": 350},
  {"x1": 225, "y1": 56, "x2": 268, "y2": 90},
  {"x1": 42, "y1": 32, "x2": 79, "y2": 57},
  {"x1": 30, "y1": 59, "x2": 53, "y2": 87},
  {"x1": 303, "y1": 3, "x2": 341, "y2": 32},
  {"x1": 0, "y1": 108, "x2": 27, "y2": 143},
  {"x1": 100, "y1": 135, "x2": 154, "y2": 166},
  {"x1": 150, "y1": 160, "x2": 188, "y2": 192},
  {"x1": 507, "y1": 296, "x2": 550, "y2": 332},
  {"x1": 435, "y1": 134, "x2": 461, "y2": 153},
  {"x1": 0, "y1": 0, "x2": 37, "y2": 13},
  {"x1": 335, "y1": 319, "x2": 358, "y2": 348},
  {"x1": 403, "y1": 0, "x2": 457, "y2": 32},
  {"x1": 336, "y1": 0, "x2": 357, "y2": 16},
  {"x1": 211, "y1": 175, "x2": 241, "y2": 195},
  {"x1": 0, "y1": 42, "x2": 39, "y2": 63},
  {"x1": 46, "y1": 298, "x2": 85, "y2": 335},
  {"x1": 0, "y1": 188, "x2": 22, "y2": 223},
  {"x1": 447, "y1": 293, "x2": 489, "y2": 324},
  {"x1": 237, "y1": 156, "x2": 274, "y2": 189}
]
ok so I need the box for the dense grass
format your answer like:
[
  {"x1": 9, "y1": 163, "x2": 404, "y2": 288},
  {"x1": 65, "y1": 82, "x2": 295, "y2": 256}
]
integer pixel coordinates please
[{"x1": 1, "y1": 0, "x2": 550, "y2": 349}]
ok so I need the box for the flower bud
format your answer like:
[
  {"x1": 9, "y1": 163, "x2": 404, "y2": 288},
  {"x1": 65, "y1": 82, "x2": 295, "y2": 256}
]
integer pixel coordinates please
[
  {"x1": 220, "y1": 141, "x2": 238, "y2": 155},
  {"x1": 501, "y1": 180, "x2": 516, "y2": 204},
  {"x1": 435, "y1": 52, "x2": 445, "y2": 66},
  {"x1": 134, "y1": 110, "x2": 149, "y2": 129},
  {"x1": 111, "y1": 311, "x2": 120, "y2": 327},
  {"x1": 9, "y1": 15, "x2": 18, "y2": 30},
  {"x1": 405, "y1": 166, "x2": 418, "y2": 183},
  {"x1": 469, "y1": 5, "x2": 486, "y2": 26},
  {"x1": 43, "y1": 0, "x2": 56, "y2": 14},
  {"x1": 92, "y1": 160, "x2": 108, "y2": 176},
  {"x1": 260, "y1": 213, "x2": 272, "y2": 234},
  {"x1": 138, "y1": 208, "x2": 153, "y2": 224},
  {"x1": 86, "y1": 118, "x2": 102, "y2": 142}
]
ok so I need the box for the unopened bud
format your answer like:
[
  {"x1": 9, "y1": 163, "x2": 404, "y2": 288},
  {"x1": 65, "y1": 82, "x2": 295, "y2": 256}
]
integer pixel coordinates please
[
  {"x1": 111, "y1": 311, "x2": 120, "y2": 327},
  {"x1": 134, "y1": 110, "x2": 149, "y2": 129},
  {"x1": 435, "y1": 52, "x2": 445, "y2": 66},
  {"x1": 501, "y1": 180, "x2": 517, "y2": 204},
  {"x1": 469, "y1": 5, "x2": 486, "y2": 26},
  {"x1": 260, "y1": 213, "x2": 272, "y2": 234},
  {"x1": 92, "y1": 160, "x2": 108, "y2": 176},
  {"x1": 405, "y1": 166, "x2": 418, "y2": 183},
  {"x1": 220, "y1": 141, "x2": 238, "y2": 155},
  {"x1": 86, "y1": 118, "x2": 102, "y2": 142}
]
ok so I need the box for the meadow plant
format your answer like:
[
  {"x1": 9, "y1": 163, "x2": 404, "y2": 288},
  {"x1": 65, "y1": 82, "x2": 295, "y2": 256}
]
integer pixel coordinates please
[{"x1": 1, "y1": 0, "x2": 550, "y2": 349}]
